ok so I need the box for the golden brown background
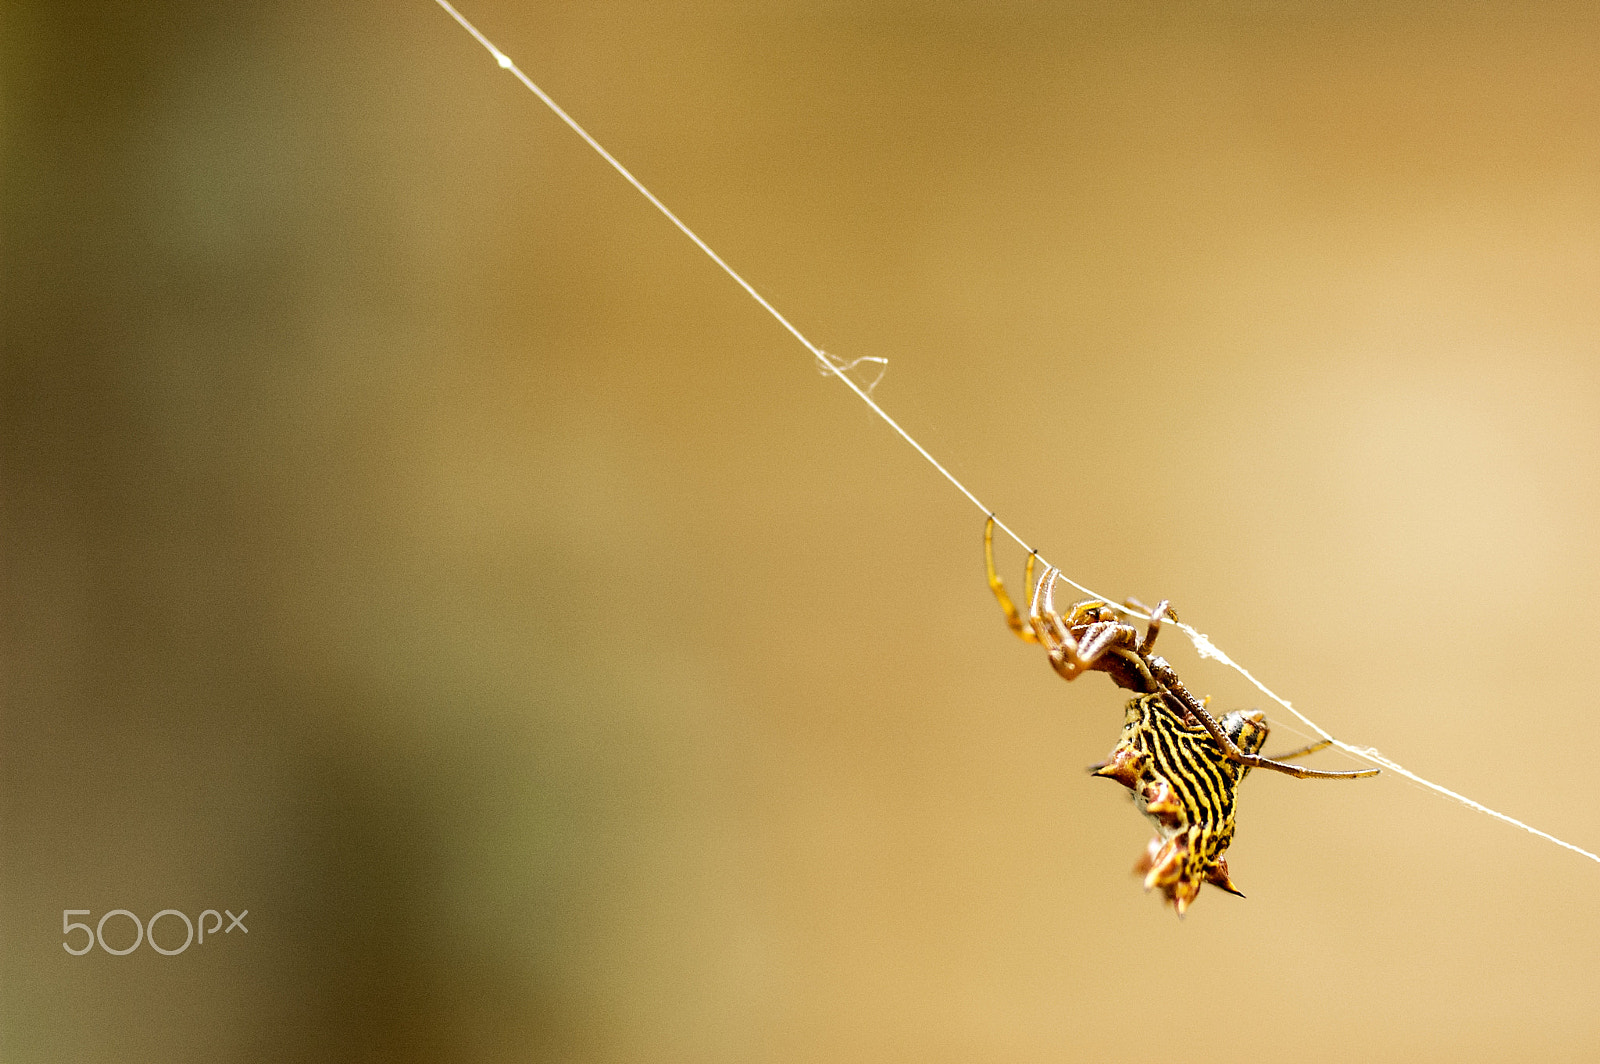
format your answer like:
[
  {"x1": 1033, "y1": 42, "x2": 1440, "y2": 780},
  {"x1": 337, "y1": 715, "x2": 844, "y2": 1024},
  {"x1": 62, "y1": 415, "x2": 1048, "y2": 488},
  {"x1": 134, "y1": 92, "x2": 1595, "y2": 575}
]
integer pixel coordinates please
[{"x1": 6, "y1": 1, "x2": 1600, "y2": 1061}]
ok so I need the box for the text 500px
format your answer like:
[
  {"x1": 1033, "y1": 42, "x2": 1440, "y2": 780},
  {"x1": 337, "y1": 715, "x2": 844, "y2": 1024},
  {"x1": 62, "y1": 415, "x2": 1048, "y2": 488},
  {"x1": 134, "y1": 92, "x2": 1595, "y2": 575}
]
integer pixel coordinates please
[{"x1": 62, "y1": 908, "x2": 248, "y2": 955}]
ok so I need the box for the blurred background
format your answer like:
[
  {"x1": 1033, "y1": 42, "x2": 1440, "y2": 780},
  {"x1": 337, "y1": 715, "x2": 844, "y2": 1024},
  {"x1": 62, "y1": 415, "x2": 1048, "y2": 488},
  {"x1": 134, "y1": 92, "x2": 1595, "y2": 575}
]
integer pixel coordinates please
[{"x1": 6, "y1": 1, "x2": 1600, "y2": 1060}]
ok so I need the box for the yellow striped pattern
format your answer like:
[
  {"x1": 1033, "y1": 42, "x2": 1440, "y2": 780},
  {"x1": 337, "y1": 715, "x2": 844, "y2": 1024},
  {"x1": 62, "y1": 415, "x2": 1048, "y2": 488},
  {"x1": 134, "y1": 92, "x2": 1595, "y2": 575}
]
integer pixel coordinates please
[{"x1": 1093, "y1": 693, "x2": 1270, "y2": 915}]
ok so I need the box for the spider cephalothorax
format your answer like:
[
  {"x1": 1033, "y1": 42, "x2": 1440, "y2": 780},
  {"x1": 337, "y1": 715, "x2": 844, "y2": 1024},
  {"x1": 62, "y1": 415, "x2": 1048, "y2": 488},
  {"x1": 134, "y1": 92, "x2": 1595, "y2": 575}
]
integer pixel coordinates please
[
  {"x1": 983, "y1": 517, "x2": 1376, "y2": 783},
  {"x1": 1092, "y1": 693, "x2": 1270, "y2": 915}
]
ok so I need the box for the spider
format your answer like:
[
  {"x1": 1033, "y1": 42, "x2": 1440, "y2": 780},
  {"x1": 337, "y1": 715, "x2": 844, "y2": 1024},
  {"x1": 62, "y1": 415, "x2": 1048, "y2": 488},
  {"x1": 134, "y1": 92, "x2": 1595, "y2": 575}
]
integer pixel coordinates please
[
  {"x1": 1093, "y1": 692, "x2": 1272, "y2": 914},
  {"x1": 984, "y1": 517, "x2": 1378, "y2": 781}
]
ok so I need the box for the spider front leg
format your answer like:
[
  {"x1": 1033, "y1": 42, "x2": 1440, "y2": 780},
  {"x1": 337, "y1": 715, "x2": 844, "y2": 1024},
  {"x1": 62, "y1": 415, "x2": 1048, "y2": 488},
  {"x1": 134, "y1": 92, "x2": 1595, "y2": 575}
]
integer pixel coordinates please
[
  {"x1": 1030, "y1": 567, "x2": 1088, "y2": 680},
  {"x1": 1269, "y1": 737, "x2": 1334, "y2": 761},
  {"x1": 1031, "y1": 567, "x2": 1126, "y2": 683},
  {"x1": 984, "y1": 516, "x2": 1039, "y2": 644},
  {"x1": 1124, "y1": 595, "x2": 1174, "y2": 656}
]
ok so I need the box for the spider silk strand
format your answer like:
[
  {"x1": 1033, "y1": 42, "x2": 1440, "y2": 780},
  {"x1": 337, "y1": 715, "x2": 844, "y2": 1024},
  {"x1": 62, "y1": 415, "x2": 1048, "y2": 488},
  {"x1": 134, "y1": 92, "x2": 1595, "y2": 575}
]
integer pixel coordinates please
[
  {"x1": 431, "y1": 0, "x2": 1600, "y2": 870},
  {"x1": 1178, "y1": 622, "x2": 1600, "y2": 863}
]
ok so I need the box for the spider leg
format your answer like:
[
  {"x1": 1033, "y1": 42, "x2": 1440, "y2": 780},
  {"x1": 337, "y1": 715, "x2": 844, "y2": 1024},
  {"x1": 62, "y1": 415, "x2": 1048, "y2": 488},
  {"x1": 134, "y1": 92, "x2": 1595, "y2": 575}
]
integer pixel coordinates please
[
  {"x1": 1244, "y1": 752, "x2": 1379, "y2": 780},
  {"x1": 1123, "y1": 596, "x2": 1176, "y2": 655},
  {"x1": 1138, "y1": 599, "x2": 1173, "y2": 656},
  {"x1": 1032, "y1": 569, "x2": 1157, "y2": 688},
  {"x1": 1031, "y1": 568, "x2": 1100, "y2": 682},
  {"x1": 1269, "y1": 738, "x2": 1334, "y2": 761},
  {"x1": 984, "y1": 516, "x2": 1040, "y2": 644},
  {"x1": 1037, "y1": 567, "x2": 1096, "y2": 652},
  {"x1": 1029, "y1": 566, "x2": 1071, "y2": 648},
  {"x1": 1071, "y1": 623, "x2": 1127, "y2": 673},
  {"x1": 1159, "y1": 688, "x2": 1379, "y2": 780}
]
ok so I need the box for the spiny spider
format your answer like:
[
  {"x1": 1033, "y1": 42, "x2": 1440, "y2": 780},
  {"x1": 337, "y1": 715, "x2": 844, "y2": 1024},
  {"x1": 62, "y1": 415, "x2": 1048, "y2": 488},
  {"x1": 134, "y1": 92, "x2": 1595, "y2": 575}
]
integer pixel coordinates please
[
  {"x1": 984, "y1": 517, "x2": 1377, "y2": 781},
  {"x1": 1093, "y1": 692, "x2": 1277, "y2": 914}
]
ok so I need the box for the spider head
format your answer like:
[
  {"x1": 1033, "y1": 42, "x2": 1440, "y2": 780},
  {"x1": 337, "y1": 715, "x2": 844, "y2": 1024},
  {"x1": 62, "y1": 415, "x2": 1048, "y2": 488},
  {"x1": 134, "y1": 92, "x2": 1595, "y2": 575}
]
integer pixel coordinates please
[{"x1": 1064, "y1": 600, "x2": 1119, "y2": 628}]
